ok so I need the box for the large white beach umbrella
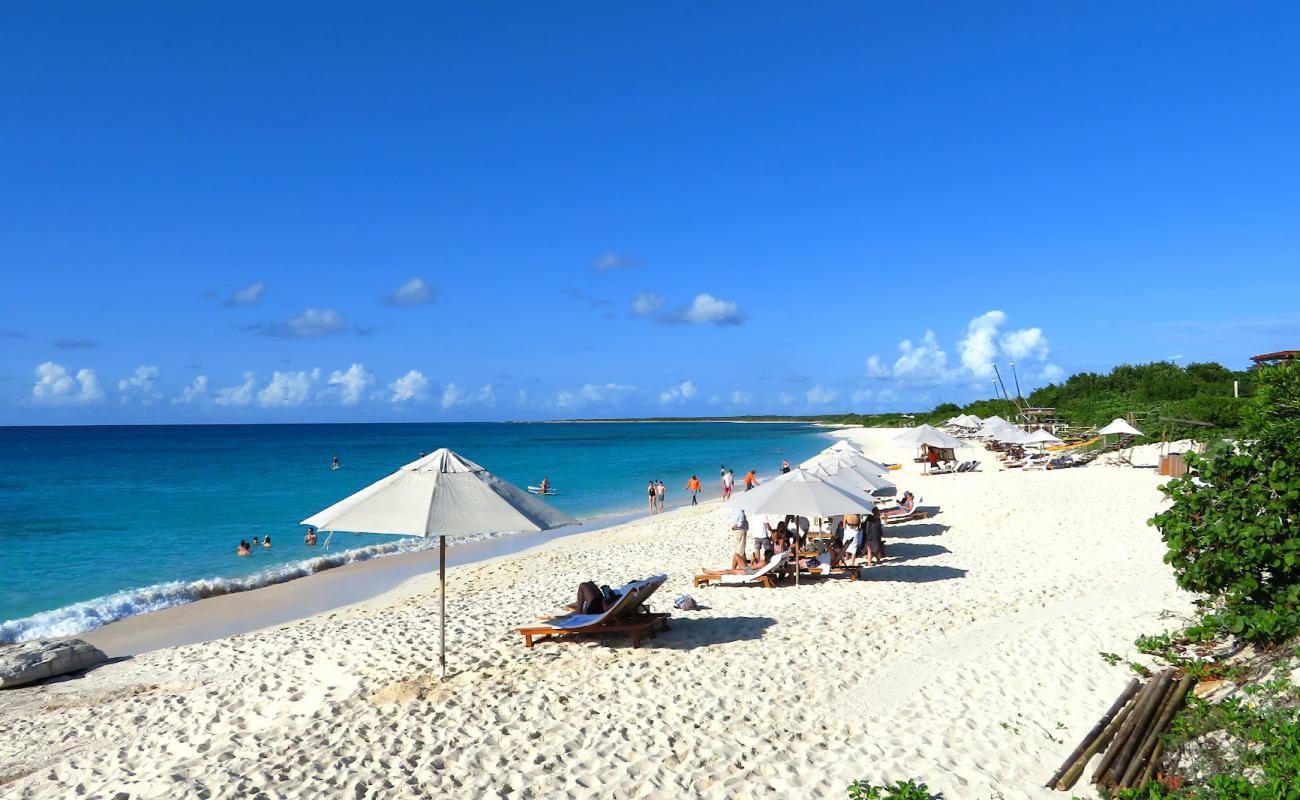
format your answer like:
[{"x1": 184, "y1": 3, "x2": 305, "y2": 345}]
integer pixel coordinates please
[
  {"x1": 892, "y1": 424, "x2": 968, "y2": 449},
  {"x1": 1098, "y1": 418, "x2": 1144, "y2": 437},
  {"x1": 976, "y1": 417, "x2": 1017, "y2": 438},
  {"x1": 301, "y1": 448, "x2": 577, "y2": 677},
  {"x1": 809, "y1": 459, "x2": 897, "y2": 496},
  {"x1": 726, "y1": 468, "x2": 878, "y2": 587},
  {"x1": 827, "y1": 439, "x2": 865, "y2": 456},
  {"x1": 993, "y1": 427, "x2": 1030, "y2": 444},
  {"x1": 805, "y1": 448, "x2": 892, "y2": 476},
  {"x1": 1021, "y1": 429, "x2": 1064, "y2": 451}
]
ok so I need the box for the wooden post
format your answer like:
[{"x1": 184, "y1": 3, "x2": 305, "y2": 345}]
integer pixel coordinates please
[{"x1": 440, "y1": 534, "x2": 447, "y2": 678}]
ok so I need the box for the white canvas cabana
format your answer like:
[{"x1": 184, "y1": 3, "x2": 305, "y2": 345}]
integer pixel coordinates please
[{"x1": 301, "y1": 448, "x2": 577, "y2": 676}]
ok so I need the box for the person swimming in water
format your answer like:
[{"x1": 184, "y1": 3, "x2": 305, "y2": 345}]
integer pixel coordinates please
[
  {"x1": 331, "y1": 454, "x2": 340, "y2": 470},
  {"x1": 237, "y1": 540, "x2": 250, "y2": 556},
  {"x1": 252, "y1": 536, "x2": 260, "y2": 548},
  {"x1": 262, "y1": 535, "x2": 272, "y2": 548},
  {"x1": 304, "y1": 527, "x2": 318, "y2": 546}
]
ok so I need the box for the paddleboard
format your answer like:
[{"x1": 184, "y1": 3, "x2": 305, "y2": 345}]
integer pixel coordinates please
[{"x1": 527, "y1": 486, "x2": 557, "y2": 495}]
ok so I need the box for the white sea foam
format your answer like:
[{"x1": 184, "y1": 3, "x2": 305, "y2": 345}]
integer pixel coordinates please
[{"x1": 0, "y1": 530, "x2": 519, "y2": 644}]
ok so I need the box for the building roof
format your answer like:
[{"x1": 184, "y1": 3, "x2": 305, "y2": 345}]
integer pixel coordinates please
[{"x1": 1251, "y1": 350, "x2": 1300, "y2": 364}]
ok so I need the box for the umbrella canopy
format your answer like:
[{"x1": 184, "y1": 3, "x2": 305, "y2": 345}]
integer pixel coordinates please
[
  {"x1": 725, "y1": 468, "x2": 877, "y2": 517},
  {"x1": 826, "y1": 439, "x2": 864, "y2": 455},
  {"x1": 976, "y1": 417, "x2": 1017, "y2": 438},
  {"x1": 1098, "y1": 418, "x2": 1144, "y2": 437},
  {"x1": 892, "y1": 424, "x2": 969, "y2": 449},
  {"x1": 1021, "y1": 429, "x2": 1064, "y2": 446},
  {"x1": 809, "y1": 460, "x2": 897, "y2": 496},
  {"x1": 301, "y1": 448, "x2": 577, "y2": 677},
  {"x1": 805, "y1": 448, "x2": 891, "y2": 476},
  {"x1": 302, "y1": 448, "x2": 576, "y2": 536},
  {"x1": 993, "y1": 427, "x2": 1030, "y2": 444}
]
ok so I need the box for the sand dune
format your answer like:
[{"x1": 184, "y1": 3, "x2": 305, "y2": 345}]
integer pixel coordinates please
[{"x1": 0, "y1": 428, "x2": 1194, "y2": 799}]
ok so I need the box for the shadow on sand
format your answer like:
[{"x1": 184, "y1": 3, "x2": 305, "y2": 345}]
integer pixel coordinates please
[
  {"x1": 882, "y1": 542, "x2": 950, "y2": 562},
  {"x1": 885, "y1": 522, "x2": 950, "y2": 539},
  {"x1": 860, "y1": 564, "x2": 966, "y2": 584},
  {"x1": 652, "y1": 615, "x2": 777, "y2": 651}
]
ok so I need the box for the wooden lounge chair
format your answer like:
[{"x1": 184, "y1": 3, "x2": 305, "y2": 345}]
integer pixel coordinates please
[
  {"x1": 693, "y1": 551, "x2": 790, "y2": 589},
  {"x1": 516, "y1": 576, "x2": 670, "y2": 649}
]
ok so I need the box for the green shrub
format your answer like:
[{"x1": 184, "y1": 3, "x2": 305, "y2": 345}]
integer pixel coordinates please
[
  {"x1": 1150, "y1": 363, "x2": 1300, "y2": 642},
  {"x1": 847, "y1": 779, "x2": 939, "y2": 800}
]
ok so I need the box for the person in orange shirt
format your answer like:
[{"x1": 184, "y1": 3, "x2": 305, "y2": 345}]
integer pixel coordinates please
[
  {"x1": 743, "y1": 469, "x2": 758, "y2": 491},
  {"x1": 685, "y1": 475, "x2": 702, "y2": 505}
]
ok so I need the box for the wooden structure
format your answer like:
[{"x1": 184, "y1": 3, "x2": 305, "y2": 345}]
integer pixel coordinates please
[{"x1": 1251, "y1": 350, "x2": 1300, "y2": 369}]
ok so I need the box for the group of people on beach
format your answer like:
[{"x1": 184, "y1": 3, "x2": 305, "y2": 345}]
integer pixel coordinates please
[
  {"x1": 646, "y1": 480, "x2": 667, "y2": 513},
  {"x1": 236, "y1": 536, "x2": 272, "y2": 556},
  {"x1": 715, "y1": 487, "x2": 920, "y2": 578}
]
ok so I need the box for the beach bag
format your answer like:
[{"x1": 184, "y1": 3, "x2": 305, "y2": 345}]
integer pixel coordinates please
[{"x1": 674, "y1": 594, "x2": 698, "y2": 611}]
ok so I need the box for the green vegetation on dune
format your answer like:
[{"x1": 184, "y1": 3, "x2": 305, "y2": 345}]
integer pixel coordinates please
[
  {"x1": 560, "y1": 361, "x2": 1257, "y2": 442},
  {"x1": 824, "y1": 361, "x2": 1256, "y2": 441}
]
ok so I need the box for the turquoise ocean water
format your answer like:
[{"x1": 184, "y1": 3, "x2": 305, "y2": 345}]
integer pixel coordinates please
[{"x1": 0, "y1": 421, "x2": 828, "y2": 642}]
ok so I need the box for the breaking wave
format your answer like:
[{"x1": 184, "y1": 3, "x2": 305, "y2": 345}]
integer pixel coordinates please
[{"x1": 0, "y1": 530, "x2": 517, "y2": 644}]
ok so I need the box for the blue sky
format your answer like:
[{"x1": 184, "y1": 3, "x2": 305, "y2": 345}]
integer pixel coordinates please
[{"x1": 2, "y1": 3, "x2": 1297, "y2": 424}]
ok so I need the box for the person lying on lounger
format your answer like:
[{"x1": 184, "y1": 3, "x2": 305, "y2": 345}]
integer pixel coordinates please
[
  {"x1": 701, "y1": 547, "x2": 774, "y2": 576},
  {"x1": 879, "y1": 491, "x2": 916, "y2": 517}
]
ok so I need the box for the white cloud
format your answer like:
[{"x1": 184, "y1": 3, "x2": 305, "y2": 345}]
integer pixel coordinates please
[
  {"x1": 118, "y1": 365, "x2": 161, "y2": 404},
  {"x1": 225, "y1": 281, "x2": 265, "y2": 306},
  {"x1": 386, "y1": 278, "x2": 436, "y2": 306},
  {"x1": 958, "y1": 311, "x2": 1005, "y2": 378},
  {"x1": 864, "y1": 310, "x2": 1057, "y2": 392},
  {"x1": 389, "y1": 370, "x2": 429, "y2": 403},
  {"x1": 631, "y1": 292, "x2": 665, "y2": 317},
  {"x1": 31, "y1": 361, "x2": 104, "y2": 406},
  {"x1": 173, "y1": 375, "x2": 209, "y2": 404},
  {"x1": 1039, "y1": 363, "x2": 1065, "y2": 383},
  {"x1": 673, "y1": 293, "x2": 746, "y2": 325},
  {"x1": 594, "y1": 252, "x2": 642, "y2": 271},
  {"x1": 257, "y1": 308, "x2": 348, "y2": 338},
  {"x1": 1000, "y1": 327, "x2": 1049, "y2": 361},
  {"x1": 852, "y1": 388, "x2": 874, "y2": 404},
  {"x1": 440, "y1": 383, "x2": 496, "y2": 410},
  {"x1": 555, "y1": 383, "x2": 637, "y2": 409},
  {"x1": 214, "y1": 373, "x2": 256, "y2": 407},
  {"x1": 893, "y1": 330, "x2": 949, "y2": 381},
  {"x1": 257, "y1": 369, "x2": 319, "y2": 408},
  {"x1": 806, "y1": 384, "x2": 839, "y2": 405},
  {"x1": 659, "y1": 380, "x2": 697, "y2": 405},
  {"x1": 325, "y1": 363, "x2": 374, "y2": 406},
  {"x1": 731, "y1": 390, "x2": 752, "y2": 405}
]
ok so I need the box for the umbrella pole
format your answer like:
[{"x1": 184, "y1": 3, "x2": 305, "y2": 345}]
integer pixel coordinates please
[{"x1": 439, "y1": 534, "x2": 447, "y2": 678}]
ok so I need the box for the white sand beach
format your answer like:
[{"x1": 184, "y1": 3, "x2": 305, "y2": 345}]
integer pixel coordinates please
[{"x1": 0, "y1": 428, "x2": 1195, "y2": 799}]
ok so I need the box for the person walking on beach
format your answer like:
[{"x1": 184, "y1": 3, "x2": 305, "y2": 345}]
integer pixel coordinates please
[
  {"x1": 743, "y1": 469, "x2": 759, "y2": 491},
  {"x1": 655, "y1": 480, "x2": 666, "y2": 512},
  {"x1": 647, "y1": 481, "x2": 657, "y2": 513},
  {"x1": 686, "y1": 475, "x2": 701, "y2": 505},
  {"x1": 721, "y1": 469, "x2": 734, "y2": 500}
]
